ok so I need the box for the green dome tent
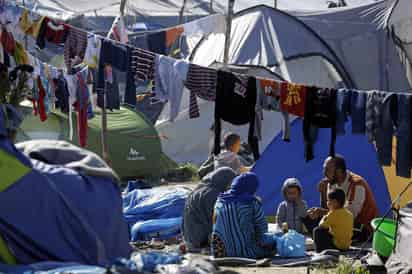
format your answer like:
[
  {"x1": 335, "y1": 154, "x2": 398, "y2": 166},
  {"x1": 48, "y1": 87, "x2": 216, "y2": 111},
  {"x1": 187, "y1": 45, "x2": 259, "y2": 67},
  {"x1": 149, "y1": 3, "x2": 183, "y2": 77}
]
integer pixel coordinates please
[{"x1": 16, "y1": 104, "x2": 175, "y2": 180}]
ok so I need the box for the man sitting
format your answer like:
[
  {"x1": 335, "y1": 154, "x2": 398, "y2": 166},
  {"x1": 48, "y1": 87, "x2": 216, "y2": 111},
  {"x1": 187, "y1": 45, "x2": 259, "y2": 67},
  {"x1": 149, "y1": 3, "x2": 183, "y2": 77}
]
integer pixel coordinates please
[{"x1": 307, "y1": 155, "x2": 379, "y2": 241}]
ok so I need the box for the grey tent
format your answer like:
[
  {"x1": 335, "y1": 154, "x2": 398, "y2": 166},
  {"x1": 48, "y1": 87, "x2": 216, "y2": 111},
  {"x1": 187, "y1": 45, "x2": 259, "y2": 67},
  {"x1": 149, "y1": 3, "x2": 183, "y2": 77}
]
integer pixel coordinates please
[
  {"x1": 383, "y1": 0, "x2": 412, "y2": 87},
  {"x1": 156, "y1": 2, "x2": 412, "y2": 165},
  {"x1": 20, "y1": 0, "x2": 375, "y2": 30}
]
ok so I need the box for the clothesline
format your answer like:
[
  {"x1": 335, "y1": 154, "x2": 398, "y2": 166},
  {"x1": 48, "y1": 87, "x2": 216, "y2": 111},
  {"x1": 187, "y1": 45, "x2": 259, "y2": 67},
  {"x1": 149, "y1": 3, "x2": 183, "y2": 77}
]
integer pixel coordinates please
[
  {"x1": 5, "y1": 1, "x2": 407, "y2": 98},
  {"x1": 3, "y1": 1, "x2": 412, "y2": 177}
]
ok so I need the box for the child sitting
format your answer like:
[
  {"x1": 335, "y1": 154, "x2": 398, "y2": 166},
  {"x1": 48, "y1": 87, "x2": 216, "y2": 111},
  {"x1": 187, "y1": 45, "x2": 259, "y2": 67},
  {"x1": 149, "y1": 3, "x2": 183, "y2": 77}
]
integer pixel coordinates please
[
  {"x1": 214, "y1": 133, "x2": 250, "y2": 174},
  {"x1": 276, "y1": 178, "x2": 308, "y2": 234},
  {"x1": 313, "y1": 188, "x2": 353, "y2": 252}
]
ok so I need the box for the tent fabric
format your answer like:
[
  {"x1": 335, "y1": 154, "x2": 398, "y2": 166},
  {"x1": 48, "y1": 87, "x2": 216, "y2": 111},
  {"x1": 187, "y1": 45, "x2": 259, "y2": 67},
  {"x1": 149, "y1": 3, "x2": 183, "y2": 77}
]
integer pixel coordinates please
[
  {"x1": 252, "y1": 119, "x2": 392, "y2": 216},
  {"x1": 22, "y1": 0, "x2": 376, "y2": 24},
  {"x1": 16, "y1": 105, "x2": 168, "y2": 180},
  {"x1": 157, "y1": 2, "x2": 411, "y2": 165},
  {"x1": 123, "y1": 187, "x2": 190, "y2": 228},
  {"x1": 383, "y1": 0, "x2": 412, "y2": 87},
  {"x1": 0, "y1": 137, "x2": 131, "y2": 265},
  {"x1": 191, "y1": 3, "x2": 410, "y2": 92},
  {"x1": 16, "y1": 140, "x2": 120, "y2": 182}
]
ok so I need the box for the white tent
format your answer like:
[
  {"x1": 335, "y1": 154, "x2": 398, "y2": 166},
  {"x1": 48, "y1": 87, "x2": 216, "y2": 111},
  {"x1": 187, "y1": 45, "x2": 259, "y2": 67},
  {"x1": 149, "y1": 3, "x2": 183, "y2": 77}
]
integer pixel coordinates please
[
  {"x1": 21, "y1": 0, "x2": 376, "y2": 29},
  {"x1": 156, "y1": 2, "x2": 412, "y2": 164},
  {"x1": 384, "y1": 0, "x2": 412, "y2": 86}
]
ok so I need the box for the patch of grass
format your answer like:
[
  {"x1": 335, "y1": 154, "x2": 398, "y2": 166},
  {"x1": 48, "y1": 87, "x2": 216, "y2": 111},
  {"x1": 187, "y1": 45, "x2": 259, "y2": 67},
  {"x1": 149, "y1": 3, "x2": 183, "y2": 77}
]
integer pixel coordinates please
[
  {"x1": 163, "y1": 163, "x2": 200, "y2": 182},
  {"x1": 311, "y1": 256, "x2": 370, "y2": 274}
]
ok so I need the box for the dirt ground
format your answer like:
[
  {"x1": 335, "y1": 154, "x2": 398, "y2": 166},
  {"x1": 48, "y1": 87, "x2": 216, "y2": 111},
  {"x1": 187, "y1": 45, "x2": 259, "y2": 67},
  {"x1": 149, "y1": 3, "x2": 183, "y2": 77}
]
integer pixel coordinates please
[{"x1": 222, "y1": 266, "x2": 308, "y2": 274}]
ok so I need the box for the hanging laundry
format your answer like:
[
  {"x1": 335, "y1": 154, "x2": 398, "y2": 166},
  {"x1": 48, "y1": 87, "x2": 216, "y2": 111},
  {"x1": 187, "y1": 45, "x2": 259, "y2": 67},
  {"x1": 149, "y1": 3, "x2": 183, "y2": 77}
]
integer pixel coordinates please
[
  {"x1": 84, "y1": 34, "x2": 101, "y2": 69},
  {"x1": 280, "y1": 83, "x2": 307, "y2": 117},
  {"x1": 36, "y1": 17, "x2": 69, "y2": 49},
  {"x1": 36, "y1": 76, "x2": 47, "y2": 122},
  {"x1": 63, "y1": 26, "x2": 87, "y2": 72},
  {"x1": 303, "y1": 87, "x2": 337, "y2": 161},
  {"x1": 75, "y1": 68, "x2": 91, "y2": 147},
  {"x1": 154, "y1": 55, "x2": 189, "y2": 121},
  {"x1": 336, "y1": 89, "x2": 351, "y2": 135},
  {"x1": 256, "y1": 78, "x2": 290, "y2": 141},
  {"x1": 130, "y1": 47, "x2": 156, "y2": 83},
  {"x1": 183, "y1": 14, "x2": 226, "y2": 36},
  {"x1": 365, "y1": 91, "x2": 385, "y2": 143},
  {"x1": 107, "y1": 15, "x2": 128, "y2": 44},
  {"x1": 374, "y1": 93, "x2": 397, "y2": 166},
  {"x1": 53, "y1": 73, "x2": 70, "y2": 113},
  {"x1": 96, "y1": 39, "x2": 128, "y2": 110},
  {"x1": 147, "y1": 31, "x2": 166, "y2": 55},
  {"x1": 185, "y1": 64, "x2": 217, "y2": 119},
  {"x1": 19, "y1": 10, "x2": 44, "y2": 37},
  {"x1": 166, "y1": 28, "x2": 183, "y2": 44},
  {"x1": 12, "y1": 41, "x2": 29, "y2": 65},
  {"x1": 64, "y1": 73, "x2": 78, "y2": 140},
  {"x1": 130, "y1": 34, "x2": 150, "y2": 51},
  {"x1": 213, "y1": 70, "x2": 259, "y2": 160},
  {"x1": 350, "y1": 90, "x2": 367, "y2": 134},
  {"x1": 124, "y1": 47, "x2": 137, "y2": 107},
  {"x1": 1, "y1": 25, "x2": 16, "y2": 54},
  {"x1": 395, "y1": 93, "x2": 412, "y2": 178}
]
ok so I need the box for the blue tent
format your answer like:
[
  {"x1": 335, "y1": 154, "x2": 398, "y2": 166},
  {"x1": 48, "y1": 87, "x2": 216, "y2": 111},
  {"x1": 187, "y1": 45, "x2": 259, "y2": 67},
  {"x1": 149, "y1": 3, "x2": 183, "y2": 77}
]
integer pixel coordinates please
[
  {"x1": 0, "y1": 107, "x2": 131, "y2": 265},
  {"x1": 254, "y1": 119, "x2": 392, "y2": 216}
]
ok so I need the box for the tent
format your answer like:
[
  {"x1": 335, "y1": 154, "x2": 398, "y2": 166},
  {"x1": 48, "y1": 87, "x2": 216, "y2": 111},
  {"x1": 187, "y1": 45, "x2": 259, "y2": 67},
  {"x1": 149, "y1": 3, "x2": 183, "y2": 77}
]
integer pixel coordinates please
[
  {"x1": 383, "y1": 0, "x2": 412, "y2": 87},
  {"x1": 156, "y1": 2, "x2": 411, "y2": 164},
  {"x1": 20, "y1": 0, "x2": 376, "y2": 30},
  {"x1": 0, "y1": 107, "x2": 131, "y2": 265},
  {"x1": 16, "y1": 105, "x2": 174, "y2": 180},
  {"x1": 253, "y1": 119, "x2": 412, "y2": 216}
]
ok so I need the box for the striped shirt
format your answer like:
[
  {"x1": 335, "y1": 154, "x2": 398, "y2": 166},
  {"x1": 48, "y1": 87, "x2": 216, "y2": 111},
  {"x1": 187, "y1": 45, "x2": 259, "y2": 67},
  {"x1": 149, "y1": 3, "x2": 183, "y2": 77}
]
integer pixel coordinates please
[
  {"x1": 185, "y1": 64, "x2": 217, "y2": 119},
  {"x1": 130, "y1": 48, "x2": 156, "y2": 83},
  {"x1": 63, "y1": 26, "x2": 88, "y2": 72}
]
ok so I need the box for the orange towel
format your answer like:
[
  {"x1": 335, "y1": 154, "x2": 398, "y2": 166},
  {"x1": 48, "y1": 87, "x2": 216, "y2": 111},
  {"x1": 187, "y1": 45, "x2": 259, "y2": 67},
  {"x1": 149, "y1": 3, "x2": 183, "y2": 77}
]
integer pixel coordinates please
[{"x1": 166, "y1": 26, "x2": 184, "y2": 48}]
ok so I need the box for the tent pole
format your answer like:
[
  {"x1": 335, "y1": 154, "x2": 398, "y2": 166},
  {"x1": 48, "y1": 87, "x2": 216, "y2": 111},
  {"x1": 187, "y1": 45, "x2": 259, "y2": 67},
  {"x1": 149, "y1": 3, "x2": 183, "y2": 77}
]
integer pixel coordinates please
[
  {"x1": 210, "y1": 0, "x2": 214, "y2": 13},
  {"x1": 223, "y1": 0, "x2": 235, "y2": 66},
  {"x1": 120, "y1": 0, "x2": 127, "y2": 16},
  {"x1": 178, "y1": 0, "x2": 187, "y2": 25},
  {"x1": 23, "y1": 0, "x2": 28, "y2": 48},
  {"x1": 274, "y1": 0, "x2": 277, "y2": 9},
  {"x1": 101, "y1": 77, "x2": 109, "y2": 164}
]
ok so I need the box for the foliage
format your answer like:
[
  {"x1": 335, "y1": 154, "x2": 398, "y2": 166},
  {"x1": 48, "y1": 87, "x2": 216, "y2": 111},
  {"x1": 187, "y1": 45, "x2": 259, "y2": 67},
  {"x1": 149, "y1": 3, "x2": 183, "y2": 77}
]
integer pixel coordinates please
[{"x1": 311, "y1": 256, "x2": 370, "y2": 274}]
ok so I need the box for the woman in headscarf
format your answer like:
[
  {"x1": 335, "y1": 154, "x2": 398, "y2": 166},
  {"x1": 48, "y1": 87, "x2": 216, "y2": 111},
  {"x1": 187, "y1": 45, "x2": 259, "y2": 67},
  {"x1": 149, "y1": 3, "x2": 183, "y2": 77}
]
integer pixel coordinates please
[
  {"x1": 183, "y1": 167, "x2": 237, "y2": 252},
  {"x1": 211, "y1": 172, "x2": 276, "y2": 259}
]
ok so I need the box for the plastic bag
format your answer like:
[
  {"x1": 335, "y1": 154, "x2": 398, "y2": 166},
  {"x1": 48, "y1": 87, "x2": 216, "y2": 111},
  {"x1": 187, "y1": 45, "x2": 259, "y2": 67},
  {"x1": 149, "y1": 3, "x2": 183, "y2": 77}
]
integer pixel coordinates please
[
  {"x1": 132, "y1": 251, "x2": 182, "y2": 272},
  {"x1": 276, "y1": 230, "x2": 306, "y2": 258}
]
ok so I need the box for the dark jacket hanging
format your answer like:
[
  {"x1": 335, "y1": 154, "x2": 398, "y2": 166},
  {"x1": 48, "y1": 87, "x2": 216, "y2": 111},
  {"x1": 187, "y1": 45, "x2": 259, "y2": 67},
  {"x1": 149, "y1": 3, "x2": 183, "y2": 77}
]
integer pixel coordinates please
[
  {"x1": 303, "y1": 87, "x2": 337, "y2": 161},
  {"x1": 213, "y1": 70, "x2": 259, "y2": 160}
]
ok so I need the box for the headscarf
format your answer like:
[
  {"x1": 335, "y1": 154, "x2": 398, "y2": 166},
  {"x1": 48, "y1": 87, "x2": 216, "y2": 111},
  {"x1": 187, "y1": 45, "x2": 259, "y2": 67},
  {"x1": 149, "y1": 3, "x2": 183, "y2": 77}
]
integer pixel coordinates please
[
  {"x1": 187, "y1": 167, "x2": 237, "y2": 212},
  {"x1": 183, "y1": 167, "x2": 236, "y2": 248},
  {"x1": 199, "y1": 167, "x2": 237, "y2": 193},
  {"x1": 218, "y1": 172, "x2": 259, "y2": 203}
]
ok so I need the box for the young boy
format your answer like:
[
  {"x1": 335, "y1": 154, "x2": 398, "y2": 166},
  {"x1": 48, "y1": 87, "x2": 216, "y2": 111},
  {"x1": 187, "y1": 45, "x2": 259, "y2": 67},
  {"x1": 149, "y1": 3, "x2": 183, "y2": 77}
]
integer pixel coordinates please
[
  {"x1": 276, "y1": 178, "x2": 308, "y2": 234},
  {"x1": 214, "y1": 133, "x2": 250, "y2": 174},
  {"x1": 313, "y1": 188, "x2": 354, "y2": 252}
]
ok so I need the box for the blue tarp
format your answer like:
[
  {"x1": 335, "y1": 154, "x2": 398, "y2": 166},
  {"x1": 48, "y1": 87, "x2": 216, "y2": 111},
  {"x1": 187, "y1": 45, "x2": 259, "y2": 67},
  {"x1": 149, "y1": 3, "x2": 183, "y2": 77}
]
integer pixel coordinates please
[
  {"x1": 131, "y1": 217, "x2": 182, "y2": 241},
  {"x1": 123, "y1": 187, "x2": 189, "y2": 228},
  {"x1": 0, "y1": 137, "x2": 131, "y2": 265},
  {"x1": 254, "y1": 119, "x2": 392, "y2": 216}
]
